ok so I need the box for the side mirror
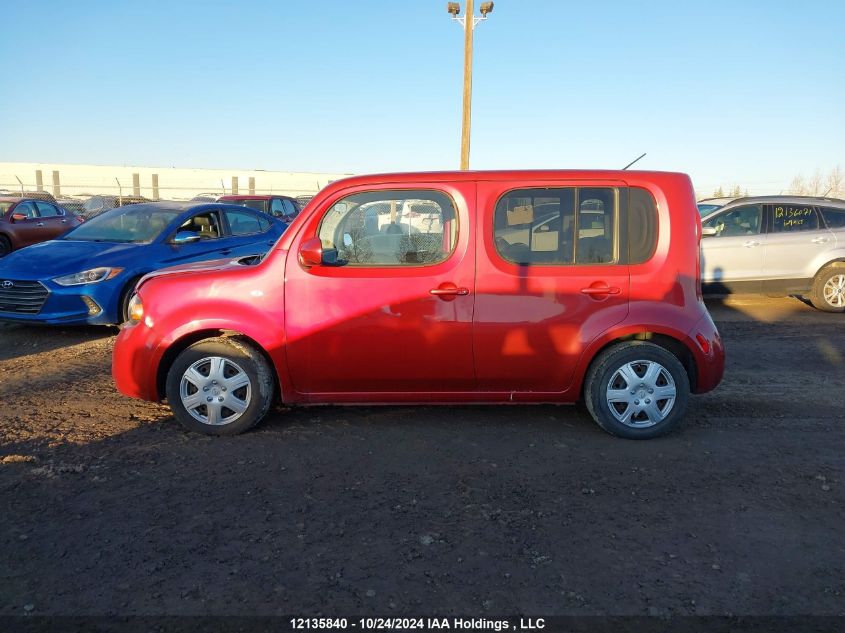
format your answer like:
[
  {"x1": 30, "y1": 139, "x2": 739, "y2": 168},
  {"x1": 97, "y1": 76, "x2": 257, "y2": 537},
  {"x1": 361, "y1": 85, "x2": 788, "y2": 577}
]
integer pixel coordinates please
[
  {"x1": 10, "y1": 213, "x2": 27, "y2": 223},
  {"x1": 701, "y1": 226, "x2": 718, "y2": 237},
  {"x1": 298, "y1": 236, "x2": 323, "y2": 267},
  {"x1": 173, "y1": 230, "x2": 202, "y2": 244}
]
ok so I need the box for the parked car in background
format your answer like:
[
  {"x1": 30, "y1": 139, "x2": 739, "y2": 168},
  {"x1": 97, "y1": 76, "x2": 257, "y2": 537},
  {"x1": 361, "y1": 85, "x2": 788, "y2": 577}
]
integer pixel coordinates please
[
  {"x1": 700, "y1": 195, "x2": 845, "y2": 311},
  {"x1": 219, "y1": 194, "x2": 302, "y2": 222},
  {"x1": 191, "y1": 193, "x2": 223, "y2": 202},
  {"x1": 114, "y1": 170, "x2": 724, "y2": 439},
  {"x1": 0, "y1": 197, "x2": 83, "y2": 256},
  {"x1": 56, "y1": 197, "x2": 86, "y2": 216},
  {"x1": 0, "y1": 201, "x2": 287, "y2": 325},
  {"x1": 81, "y1": 195, "x2": 151, "y2": 219},
  {"x1": 697, "y1": 197, "x2": 736, "y2": 216},
  {"x1": 2, "y1": 190, "x2": 58, "y2": 204}
]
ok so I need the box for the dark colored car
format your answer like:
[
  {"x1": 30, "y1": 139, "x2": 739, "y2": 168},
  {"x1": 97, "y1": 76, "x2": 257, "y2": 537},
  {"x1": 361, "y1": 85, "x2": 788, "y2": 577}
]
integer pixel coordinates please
[
  {"x1": 0, "y1": 201, "x2": 287, "y2": 325},
  {"x1": 81, "y1": 195, "x2": 151, "y2": 219},
  {"x1": 219, "y1": 195, "x2": 301, "y2": 222},
  {"x1": 114, "y1": 169, "x2": 724, "y2": 439},
  {"x1": 0, "y1": 197, "x2": 83, "y2": 257},
  {"x1": 56, "y1": 198, "x2": 86, "y2": 216}
]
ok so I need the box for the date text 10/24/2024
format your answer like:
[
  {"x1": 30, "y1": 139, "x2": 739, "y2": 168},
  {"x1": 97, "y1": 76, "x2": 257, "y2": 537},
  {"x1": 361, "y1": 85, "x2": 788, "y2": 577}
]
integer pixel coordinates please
[{"x1": 290, "y1": 618, "x2": 546, "y2": 631}]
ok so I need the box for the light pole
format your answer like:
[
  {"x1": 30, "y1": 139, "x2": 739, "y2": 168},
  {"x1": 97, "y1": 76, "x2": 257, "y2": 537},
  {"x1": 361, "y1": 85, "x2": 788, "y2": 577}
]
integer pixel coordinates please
[{"x1": 448, "y1": 1, "x2": 494, "y2": 170}]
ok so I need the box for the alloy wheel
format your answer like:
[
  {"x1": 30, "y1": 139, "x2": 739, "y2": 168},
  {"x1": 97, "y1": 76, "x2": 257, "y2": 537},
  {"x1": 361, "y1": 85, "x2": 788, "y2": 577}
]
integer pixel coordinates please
[{"x1": 822, "y1": 274, "x2": 845, "y2": 309}]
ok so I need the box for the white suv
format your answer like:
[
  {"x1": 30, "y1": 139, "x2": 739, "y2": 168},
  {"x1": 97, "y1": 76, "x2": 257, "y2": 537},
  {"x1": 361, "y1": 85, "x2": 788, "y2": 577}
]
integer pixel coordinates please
[{"x1": 700, "y1": 196, "x2": 845, "y2": 312}]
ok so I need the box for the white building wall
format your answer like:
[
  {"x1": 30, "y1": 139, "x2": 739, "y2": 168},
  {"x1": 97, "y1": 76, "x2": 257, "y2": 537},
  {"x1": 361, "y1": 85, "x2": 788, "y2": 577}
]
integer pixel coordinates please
[{"x1": 0, "y1": 162, "x2": 353, "y2": 200}]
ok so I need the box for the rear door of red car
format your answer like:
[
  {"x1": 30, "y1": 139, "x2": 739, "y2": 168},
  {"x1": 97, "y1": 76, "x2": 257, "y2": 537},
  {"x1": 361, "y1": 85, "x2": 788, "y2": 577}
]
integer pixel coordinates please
[
  {"x1": 473, "y1": 178, "x2": 630, "y2": 393},
  {"x1": 284, "y1": 180, "x2": 476, "y2": 397},
  {"x1": 34, "y1": 202, "x2": 71, "y2": 239}
]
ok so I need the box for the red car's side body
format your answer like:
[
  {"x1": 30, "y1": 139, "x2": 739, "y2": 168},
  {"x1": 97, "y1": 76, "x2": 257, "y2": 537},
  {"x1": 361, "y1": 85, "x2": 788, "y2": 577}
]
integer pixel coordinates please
[{"x1": 114, "y1": 170, "x2": 723, "y2": 415}]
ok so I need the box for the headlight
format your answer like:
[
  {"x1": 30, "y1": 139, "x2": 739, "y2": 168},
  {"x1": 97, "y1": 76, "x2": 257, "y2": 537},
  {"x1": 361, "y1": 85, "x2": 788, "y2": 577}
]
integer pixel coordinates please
[
  {"x1": 127, "y1": 294, "x2": 144, "y2": 323},
  {"x1": 53, "y1": 267, "x2": 123, "y2": 286}
]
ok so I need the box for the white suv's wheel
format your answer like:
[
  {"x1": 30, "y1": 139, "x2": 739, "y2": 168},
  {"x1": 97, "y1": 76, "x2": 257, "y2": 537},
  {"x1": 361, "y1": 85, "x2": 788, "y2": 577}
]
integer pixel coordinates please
[
  {"x1": 809, "y1": 265, "x2": 845, "y2": 313},
  {"x1": 584, "y1": 342, "x2": 690, "y2": 439}
]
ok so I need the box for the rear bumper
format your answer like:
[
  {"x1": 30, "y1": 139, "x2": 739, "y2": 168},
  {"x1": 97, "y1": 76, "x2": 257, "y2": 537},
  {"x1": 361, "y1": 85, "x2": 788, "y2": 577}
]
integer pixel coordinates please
[{"x1": 688, "y1": 312, "x2": 725, "y2": 394}]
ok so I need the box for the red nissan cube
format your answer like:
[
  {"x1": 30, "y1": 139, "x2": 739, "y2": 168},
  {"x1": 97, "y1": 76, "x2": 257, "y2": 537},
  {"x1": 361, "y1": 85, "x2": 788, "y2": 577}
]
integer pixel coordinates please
[{"x1": 113, "y1": 170, "x2": 724, "y2": 439}]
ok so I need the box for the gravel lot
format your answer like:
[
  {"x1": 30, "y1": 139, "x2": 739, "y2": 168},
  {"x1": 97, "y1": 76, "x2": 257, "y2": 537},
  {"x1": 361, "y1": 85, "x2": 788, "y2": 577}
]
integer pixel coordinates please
[{"x1": 0, "y1": 297, "x2": 843, "y2": 617}]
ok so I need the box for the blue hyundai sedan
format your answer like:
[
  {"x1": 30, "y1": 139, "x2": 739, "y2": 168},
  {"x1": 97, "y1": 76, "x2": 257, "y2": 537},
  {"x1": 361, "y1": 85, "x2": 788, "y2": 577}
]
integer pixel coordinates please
[{"x1": 0, "y1": 201, "x2": 287, "y2": 325}]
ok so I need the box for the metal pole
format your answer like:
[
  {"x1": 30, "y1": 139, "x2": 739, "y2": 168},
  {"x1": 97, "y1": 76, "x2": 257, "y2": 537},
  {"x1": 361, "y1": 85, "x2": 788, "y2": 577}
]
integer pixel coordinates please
[
  {"x1": 115, "y1": 178, "x2": 123, "y2": 205},
  {"x1": 460, "y1": 0, "x2": 474, "y2": 170}
]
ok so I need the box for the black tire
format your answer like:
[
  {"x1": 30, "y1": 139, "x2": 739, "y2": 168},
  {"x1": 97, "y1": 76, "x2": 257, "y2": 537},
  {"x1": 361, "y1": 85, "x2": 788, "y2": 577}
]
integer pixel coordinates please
[
  {"x1": 584, "y1": 341, "x2": 690, "y2": 439},
  {"x1": 165, "y1": 337, "x2": 275, "y2": 436},
  {"x1": 808, "y1": 265, "x2": 845, "y2": 313},
  {"x1": 0, "y1": 235, "x2": 11, "y2": 257}
]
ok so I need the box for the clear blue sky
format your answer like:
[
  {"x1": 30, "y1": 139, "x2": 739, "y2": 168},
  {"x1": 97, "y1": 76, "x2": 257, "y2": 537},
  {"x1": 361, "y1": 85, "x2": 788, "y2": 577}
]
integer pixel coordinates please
[{"x1": 1, "y1": 0, "x2": 843, "y2": 195}]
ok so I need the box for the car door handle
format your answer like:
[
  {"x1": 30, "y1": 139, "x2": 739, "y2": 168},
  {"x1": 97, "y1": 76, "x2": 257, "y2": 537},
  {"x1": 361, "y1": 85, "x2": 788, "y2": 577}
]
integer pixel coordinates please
[
  {"x1": 811, "y1": 236, "x2": 830, "y2": 244},
  {"x1": 742, "y1": 240, "x2": 760, "y2": 248},
  {"x1": 61, "y1": 219, "x2": 67, "y2": 223},
  {"x1": 429, "y1": 285, "x2": 469, "y2": 296},
  {"x1": 581, "y1": 285, "x2": 621, "y2": 296},
  {"x1": 36, "y1": 222, "x2": 44, "y2": 227},
  {"x1": 219, "y1": 249, "x2": 232, "y2": 256}
]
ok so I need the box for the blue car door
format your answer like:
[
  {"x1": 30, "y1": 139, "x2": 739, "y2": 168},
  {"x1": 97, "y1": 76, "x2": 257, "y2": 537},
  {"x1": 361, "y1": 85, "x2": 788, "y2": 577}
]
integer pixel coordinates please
[
  {"x1": 160, "y1": 210, "x2": 230, "y2": 265},
  {"x1": 220, "y1": 208, "x2": 280, "y2": 258}
]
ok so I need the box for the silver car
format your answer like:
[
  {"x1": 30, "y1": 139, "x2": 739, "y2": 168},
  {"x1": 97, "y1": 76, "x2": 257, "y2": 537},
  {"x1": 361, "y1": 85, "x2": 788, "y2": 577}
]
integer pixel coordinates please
[{"x1": 700, "y1": 196, "x2": 845, "y2": 312}]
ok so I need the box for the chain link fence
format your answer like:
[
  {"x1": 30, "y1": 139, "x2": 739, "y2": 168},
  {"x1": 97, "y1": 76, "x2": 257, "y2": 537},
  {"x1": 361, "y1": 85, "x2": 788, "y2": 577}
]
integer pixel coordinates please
[{"x1": 0, "y1": 164, "x2": 349, "y2": 216}]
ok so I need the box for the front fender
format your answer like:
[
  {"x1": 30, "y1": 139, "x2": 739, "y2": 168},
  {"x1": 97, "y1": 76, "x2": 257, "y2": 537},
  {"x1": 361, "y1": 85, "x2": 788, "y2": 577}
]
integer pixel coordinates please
[{"x1": 149, "y1": 304, "x2": 289, "y2": 400}]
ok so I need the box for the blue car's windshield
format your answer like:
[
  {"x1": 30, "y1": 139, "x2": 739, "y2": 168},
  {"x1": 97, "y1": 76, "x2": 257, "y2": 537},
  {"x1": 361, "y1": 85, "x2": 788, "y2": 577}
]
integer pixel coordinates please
[{"x1": 62, "y1": 206, "x2": 179, "y2": 243}]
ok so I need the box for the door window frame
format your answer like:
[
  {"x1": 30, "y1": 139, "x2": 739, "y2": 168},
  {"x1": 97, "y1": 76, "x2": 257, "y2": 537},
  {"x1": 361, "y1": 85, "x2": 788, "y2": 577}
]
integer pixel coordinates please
[
  {"x1": 314, "y1": 188, "x2": 460, "y2": 269},
  {"x1": 290, "y1": 181, "x2": 471, "y2": 280},
  {"x1": 482, "y1": 179, "x2": 628, "y2": 277}
]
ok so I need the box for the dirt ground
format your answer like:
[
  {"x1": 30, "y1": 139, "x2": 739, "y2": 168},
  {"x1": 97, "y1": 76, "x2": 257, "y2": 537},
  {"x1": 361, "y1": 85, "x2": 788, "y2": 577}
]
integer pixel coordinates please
[{"x1": 0, "y1": 297, "x2": 843, "y2": 617}]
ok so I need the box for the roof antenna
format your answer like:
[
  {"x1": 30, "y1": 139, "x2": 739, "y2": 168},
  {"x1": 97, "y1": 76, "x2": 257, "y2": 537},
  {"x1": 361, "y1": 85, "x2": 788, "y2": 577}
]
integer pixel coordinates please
[{"x1": 622, "y1": 152, "x2": 647, "y2": 170}]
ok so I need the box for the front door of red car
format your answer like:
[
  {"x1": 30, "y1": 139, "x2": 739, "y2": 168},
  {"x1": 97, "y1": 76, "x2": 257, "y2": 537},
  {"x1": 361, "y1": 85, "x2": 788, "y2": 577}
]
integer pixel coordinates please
[
  {"x1": 284, "y1": 182, "x2": 476, "y2": 397},
  {"x1": 8, "y1": 201, "x2": 43, "y2": 247},
  {"x1": 473, "y1": 180, "x2": 630, "y2": 393}
]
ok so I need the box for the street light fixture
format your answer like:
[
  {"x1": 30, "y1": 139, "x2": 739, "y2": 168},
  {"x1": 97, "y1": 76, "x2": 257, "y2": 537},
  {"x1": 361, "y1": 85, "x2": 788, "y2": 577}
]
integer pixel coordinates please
[{"x1": 447, "y1": 0, "x2": 493, "y2": 170}]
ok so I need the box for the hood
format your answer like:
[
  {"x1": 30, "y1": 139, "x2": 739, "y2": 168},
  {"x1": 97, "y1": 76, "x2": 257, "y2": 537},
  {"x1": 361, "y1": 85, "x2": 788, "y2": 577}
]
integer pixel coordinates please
[
  {"x1": 137, "y1": 254, "x2": 264, "y2": 288},
  {"x1": 0, "y1": 239, "x2": 145, "y2": 278}
]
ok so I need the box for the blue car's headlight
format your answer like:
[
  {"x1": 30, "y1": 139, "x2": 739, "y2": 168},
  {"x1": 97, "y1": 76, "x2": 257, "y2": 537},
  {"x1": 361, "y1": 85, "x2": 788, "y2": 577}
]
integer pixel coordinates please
[{"x1": 53, "y1": 267, "x2": 124, "y2": 286}]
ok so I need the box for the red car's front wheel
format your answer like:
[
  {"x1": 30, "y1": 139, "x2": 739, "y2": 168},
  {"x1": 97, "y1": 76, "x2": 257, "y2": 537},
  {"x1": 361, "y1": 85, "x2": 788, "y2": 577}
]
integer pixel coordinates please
[{"x1": 165, "y1": 337, "x2": 275, "y2": 435}]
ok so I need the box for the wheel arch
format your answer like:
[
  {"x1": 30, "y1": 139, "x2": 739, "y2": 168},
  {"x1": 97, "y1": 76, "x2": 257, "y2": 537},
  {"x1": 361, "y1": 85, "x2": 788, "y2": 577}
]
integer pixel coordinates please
[
  {"x1": 580, "y1": 331, "x2": 698, "y2": 397},
  {"x1": 155, "y1": 328, "x2": 281, "y2": 404},
  {"x1": 815, "y1": 257, "x2": 845, "y2": 274}
]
